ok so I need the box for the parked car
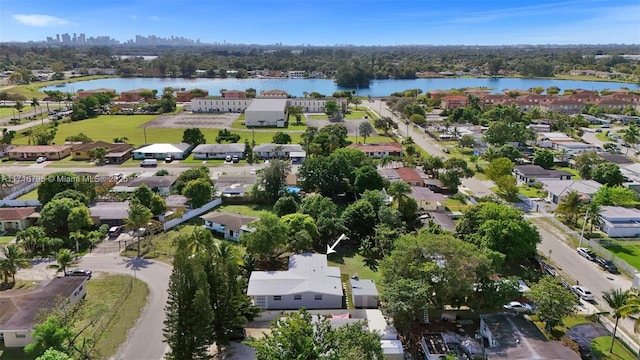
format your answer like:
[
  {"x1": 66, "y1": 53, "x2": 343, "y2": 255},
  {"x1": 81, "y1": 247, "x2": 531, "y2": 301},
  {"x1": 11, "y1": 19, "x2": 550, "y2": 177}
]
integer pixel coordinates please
[
  {"x1": 66, "y1": 269, "x2": 92, "y2": 279},
  {"x1": 108, "y1": 226, "x2": 122, "y2": 238},
  {"x1": 225, "y1": 155, "x2": 232, "y2": 162},
  {"x1": 572, "y1": 285, "x2": 595, "y2": 301},
  {"x1": 140, "y1": 159, "x2": 158, "y2": 167},
  {"x1": 36, "y1": 156, "x2": 47, "y2": 163},
  {"x1": 503, "y1": 301, "x2": 535, "y2": 314},
  {"x1": 165, "y1": 156, "x2": 174, "y2": 163},
  {"x1": 595, "y1": 257, "x2": 619, "y2": 274},
  {"x1": 577, "y1": 247, "x2": 596, "y2": 261},
  {"x1": 226, "y1": 328, "x2": 246, "y2": 341}
]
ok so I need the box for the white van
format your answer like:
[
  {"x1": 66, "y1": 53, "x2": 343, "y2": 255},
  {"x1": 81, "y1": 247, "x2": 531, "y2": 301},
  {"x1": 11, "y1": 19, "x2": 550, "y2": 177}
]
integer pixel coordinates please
[{"x1": 140, "y1": 159, "x2": 158, "y2": 167}]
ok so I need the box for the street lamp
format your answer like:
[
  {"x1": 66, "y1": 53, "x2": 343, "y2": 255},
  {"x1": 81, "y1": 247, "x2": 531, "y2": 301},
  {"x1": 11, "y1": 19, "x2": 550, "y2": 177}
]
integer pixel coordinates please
[{"x1": 578, "y1": 208, "x2": 590, "y2": 248}]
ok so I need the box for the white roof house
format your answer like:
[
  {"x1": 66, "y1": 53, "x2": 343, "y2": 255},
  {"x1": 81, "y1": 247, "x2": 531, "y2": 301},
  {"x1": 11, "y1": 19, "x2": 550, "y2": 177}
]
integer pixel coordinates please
[
  {"x1": 539, "y1": 179, "x2": 602, "y2": 204},
  {"x1": 253, "y1": 143, "x2": 303, "y2": 159},
  {"x1": 599, "y1": 206, "x2": 640, "y2": 238},
  {"x1": 132, "y1": 143, "x2": 192, "y2": 160},
  {"x1": 192, "y1": 143, "x2": 245, "y2": 160},
  {"x1": 247, "y1": 253, "x2": 343, "y2": 309}
]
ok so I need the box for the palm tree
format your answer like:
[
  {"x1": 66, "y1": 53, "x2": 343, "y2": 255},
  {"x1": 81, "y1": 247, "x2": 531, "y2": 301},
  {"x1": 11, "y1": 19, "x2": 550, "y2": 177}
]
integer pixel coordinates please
[
  {"x1": 54, "y1": 248, "x2": 77, "y2": 275},
  {"x1": 30, "y1": 97, "x2": 40, "y2": 118},
  {"x1": 184, "y1": 226, "x2": 214, "y2": 254},
  {"x1": 620, "y1": 290, "x2": 640, "y2": 332},
  {"x1": 622, "y1": 125, "x2": 640, "y2": 156},
  {"x1": 481, "y1": 146, "x2": 498, "y2": 163},
  {"x1": 69, "y1": 231, "x2": 84, "y2": 254},
  {"x1": 125, "y1": 200, "x2": 153, "y2": 257},
  {"x1": 0, "y1": 258, "x2": 12, "y2": 284},
  {"x1": 584, "y1": 202, "x2": 603, "y2": 232},
  {"x1": 556, "y1": 191, "x2": 583, "y2": 226},
  {"x1": 602, "y1": 288, "x2": 630, "y2": 352},
  {"x1": 2, "y1": 244, "x2": 31, "y2": 283},
  {"x1": 387, "y1": 181, "x2": 411, "y2": 207},
  {"x1": 14, "y1": 101, "x2": 23, "y2": 122}
]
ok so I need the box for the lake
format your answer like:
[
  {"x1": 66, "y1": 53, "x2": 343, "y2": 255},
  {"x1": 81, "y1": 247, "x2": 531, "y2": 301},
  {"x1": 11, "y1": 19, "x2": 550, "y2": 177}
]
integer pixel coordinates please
[{"x1": 43, "y1": 77, "x2": 639, "y2": 97}]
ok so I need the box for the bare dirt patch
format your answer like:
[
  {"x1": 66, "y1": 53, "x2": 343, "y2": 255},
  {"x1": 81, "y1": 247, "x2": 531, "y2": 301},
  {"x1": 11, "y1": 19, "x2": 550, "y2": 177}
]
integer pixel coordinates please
[{"x1": 145, "y1": 112, "x2": 239, "y2": 129}]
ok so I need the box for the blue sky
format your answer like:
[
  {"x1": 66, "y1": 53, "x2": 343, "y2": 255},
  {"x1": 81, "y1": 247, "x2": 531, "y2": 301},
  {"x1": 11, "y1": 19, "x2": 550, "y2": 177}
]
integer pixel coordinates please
[{"x1": 1, "y1": 0, "x2": 638, "y2": 45}]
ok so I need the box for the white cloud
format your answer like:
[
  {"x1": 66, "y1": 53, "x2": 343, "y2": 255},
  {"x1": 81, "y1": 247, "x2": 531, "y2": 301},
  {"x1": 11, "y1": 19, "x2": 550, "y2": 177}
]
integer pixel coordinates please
[{"x1": 13, "y1": 14, "x2": 69, "y2": 27}]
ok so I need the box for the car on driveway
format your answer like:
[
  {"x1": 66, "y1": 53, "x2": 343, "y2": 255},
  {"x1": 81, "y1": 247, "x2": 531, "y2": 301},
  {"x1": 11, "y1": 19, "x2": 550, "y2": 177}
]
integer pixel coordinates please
[
  {"x1": 66, "y1": 269, "x2": 92, "y2": 279},
  {"x1": 503, "y1": 301, "x2": 535, "y2": 314},
  {"x1": 36, "y1": 156, "x2": 47, "y2": 163},
  {"x1": 577, "y1": 247, "x2": 596, "y2": 261},
  {"x1": 595, "y1": 257, "x2": 619, "y2": 274},
  {"x1": 572, "y1": 285, "x2": 595, "y2": 301}
]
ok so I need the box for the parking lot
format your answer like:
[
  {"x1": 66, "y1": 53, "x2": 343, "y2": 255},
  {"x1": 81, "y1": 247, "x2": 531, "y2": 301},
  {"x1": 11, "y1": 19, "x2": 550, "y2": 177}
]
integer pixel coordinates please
[{"x1": 145, "y1": 112, "x2": 238, "y2": 129}]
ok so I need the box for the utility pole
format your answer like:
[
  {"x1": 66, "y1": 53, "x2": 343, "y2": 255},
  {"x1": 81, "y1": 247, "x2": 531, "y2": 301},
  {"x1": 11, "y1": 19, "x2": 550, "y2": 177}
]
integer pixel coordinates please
[{"x1": 578, "y1": 208, "x2": 589, "y2": 248}]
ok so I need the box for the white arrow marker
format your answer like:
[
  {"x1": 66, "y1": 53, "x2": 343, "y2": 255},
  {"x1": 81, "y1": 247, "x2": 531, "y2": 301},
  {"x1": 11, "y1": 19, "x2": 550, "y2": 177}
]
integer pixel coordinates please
[{"x1": 326, "y1": 234, "x2": 347, "y2": 255}]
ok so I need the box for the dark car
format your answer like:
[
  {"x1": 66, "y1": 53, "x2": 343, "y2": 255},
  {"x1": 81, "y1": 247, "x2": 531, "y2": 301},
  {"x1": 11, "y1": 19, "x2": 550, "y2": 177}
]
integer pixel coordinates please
[
  {"x1": 596, "y1": 257, "x2": 619, "y2": 274},
  {"x1": 227, "y1": 328, "x2": 246, "y2": 341},
  {"x1": 66, "y1": 269, "x2": 92, "y2": 279}
]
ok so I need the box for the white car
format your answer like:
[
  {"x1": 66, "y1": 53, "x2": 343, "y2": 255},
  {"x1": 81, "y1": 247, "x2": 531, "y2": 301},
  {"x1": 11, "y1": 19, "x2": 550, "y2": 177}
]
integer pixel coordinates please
[
  {"x1": 577, "y1": 247, "x2": 596, "y2": 261},
  {"x1": 503, "y1": 301, "x2": 535, "y2": 314},
  {"x1": 36, "y1": 156, "x2": 47, "y2": 163},
  {"x1": 572, "y1": 285, "x2": 595, "y2": 301}
]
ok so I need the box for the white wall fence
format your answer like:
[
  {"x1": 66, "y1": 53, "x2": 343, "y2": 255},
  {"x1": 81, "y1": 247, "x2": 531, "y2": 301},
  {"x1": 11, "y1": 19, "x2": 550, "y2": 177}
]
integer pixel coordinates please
[
  {"x1": 4, "y1": 181, "x2": 38, "y2": 200},
  {"x1": 255, "y1": 309, "x2": 376, "y2": 322},
  {"x1": 0, "y1": 199, "x2": 40, "y2": 207},
  {"x1": 162, "y1": 197, "x2": 221, "y2": 231}
]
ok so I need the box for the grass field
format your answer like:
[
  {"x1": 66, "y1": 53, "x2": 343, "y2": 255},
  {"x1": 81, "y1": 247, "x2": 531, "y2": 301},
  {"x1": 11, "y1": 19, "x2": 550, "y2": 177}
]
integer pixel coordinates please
[
  {"x1": 0, "y1": 236, "x2": 14, "y2": 245},
  {"x1": 344, "y1": 110, "x2": 370, "y2": 120},
  {"x1": 591, "y1": 336, "x2": 638, "y2": 360},
  {"x1": 80, "y1": 274, "x2": 149, "y2": 359},
  {"x1": 309, "y1": 114, "x2": 328, "y2": 120},
  {"x1": 10, "y1": 114, "x2": 302, "y2": 147},
  {"x1": 0, "y1": 106, "x2": 35, "y2": 118},
  {"x1": 519, "y1": 185, "x2": 546, "y2": 198},
  {"x1": 605, "y1": 241, "x2": 640, "y2": 271},
  {"x1": 349, "y1": 135, "x2": 394, "y2": 144},
  {"x1": 444, "y1": 197, "x2": 470, "y2": 211},
  {"x1": 215, "y1": 204, "x2": 271, "y2": 217},
  {"x1": 4, "y1": 75, "x2": 114, "y2": 100},
  {"x1": 327, "y1": 248, "x2": 381, "y2": 288},
  {"x1": 554, "y1": 166, "x2": 582, "y2": 180}
]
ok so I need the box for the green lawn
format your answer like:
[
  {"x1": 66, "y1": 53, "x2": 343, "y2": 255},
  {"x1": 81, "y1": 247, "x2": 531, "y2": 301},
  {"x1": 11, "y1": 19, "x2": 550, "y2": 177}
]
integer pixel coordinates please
[
  {"x1": 215, "y1": 204, "x2": 271, "y2": 217},
  {"x1": 592, "y1": 336, "x2": 638, "y2": 360},
  {"x1": 121, "y1": 225, "x2": 198, "y2": 264},
  {"x1": 80, "y1": 274, "x2": 149, "y2": 359},
  {"x1": 604, "y1": 241, "x2": 640, "y2": 271},
  {"x1": 344, "y1": 110, "x2": 370, "y2": 120},
  {"x1": 0, "y1": 106, "x2": 35, "y2": 118},
  {"x1": 350, "y1": 135, "x2": 394, "y2": 144},
  {"x1": 0, "y1": 347, "x2": 34, "y2": 360},
  {"x1": 444, "y1": 197, "x2": 470, "y2": 211},
  {"x1": 531, "y1": 314, "x2": 592, "y2": 340},
  {"x1": 43, "y1": 156, "x2": 98, "y2": 168},
  {"x1": 554, "y1": 166, "x2": 582, "y2": 180},
  {"x1": 309, "y1": 114, "x2": 328, "y2": 120},
  {"x1": 327, "y1": 248, "x2": 381, "y2": 289},
  {"x1": 5, "y1": 75, "x2": 114, "y2": 100},
  {"x1": 0, "y1": 236, "x2": 14, "y2": 245},
  {"x1": 11, "y1": 114, "x2": 302, "y2": 147},
  {"x1": 519, "y1": 185, "x2": 546, "y2": 198}
]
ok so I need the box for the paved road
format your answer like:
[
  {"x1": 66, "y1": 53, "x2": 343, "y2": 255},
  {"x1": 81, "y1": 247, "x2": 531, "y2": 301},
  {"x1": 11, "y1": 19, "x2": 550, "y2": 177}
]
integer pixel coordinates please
[
  {"x1": 533, "y1": 216, "x2": 640, "y2": 349},
  {"x1": 80, "y1": 253, "x2": 171, "y2": 360}
]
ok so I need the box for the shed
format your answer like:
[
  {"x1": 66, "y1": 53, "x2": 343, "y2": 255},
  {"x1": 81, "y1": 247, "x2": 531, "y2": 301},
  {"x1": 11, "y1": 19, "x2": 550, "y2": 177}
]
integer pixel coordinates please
[{"x1": 350, "y1": 277, "x2": 379, "y2": 309}]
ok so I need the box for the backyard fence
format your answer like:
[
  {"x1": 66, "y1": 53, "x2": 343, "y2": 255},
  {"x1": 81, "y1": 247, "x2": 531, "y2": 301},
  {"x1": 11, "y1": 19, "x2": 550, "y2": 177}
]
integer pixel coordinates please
[{"x1": 162, "y1": 197, "x2": 222, "y2": 231}]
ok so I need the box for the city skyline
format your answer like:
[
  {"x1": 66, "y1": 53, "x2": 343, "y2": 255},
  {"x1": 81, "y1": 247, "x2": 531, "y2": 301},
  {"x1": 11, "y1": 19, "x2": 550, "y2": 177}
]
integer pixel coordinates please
[{"x1": 1, "y1": 0, "x2": 638, "y2": 46}]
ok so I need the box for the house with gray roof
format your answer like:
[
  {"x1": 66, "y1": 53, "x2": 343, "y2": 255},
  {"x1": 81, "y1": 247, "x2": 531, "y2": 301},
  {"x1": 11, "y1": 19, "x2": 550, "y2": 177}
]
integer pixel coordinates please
[
  {"x1": 253, "y1": 143, "x2": 304, "y2": 159},
  {"x1": 200, "y1": 211, "x2": 257, "y2": 241},
  {"x1": 247, "y1": 253, "x2": 343, "y2": 310},
  {"x1": 513, "y1": 165, "x2": 573, "y2": 185},
  {"x1": 0, "y1": 276, "x2": 88, "y2": 348},
  {"x1": 111, "y1": 175, "x2": 178, "y2": 195},
  {"x1": 539, "y1": 179, "x2": 602, "y2": 204},
  {"x1": 214, "y1": 174, "x2": 258, "y2": 196},
  {"x1": 89, "y1": 201, "x2": 129, "y2": 226},
  {"x1": 599, "y1": 206, "x2": 640, "y2": 238},
  {"x1": 192, "y1": 143, "x2": 245, "y2": 160}
]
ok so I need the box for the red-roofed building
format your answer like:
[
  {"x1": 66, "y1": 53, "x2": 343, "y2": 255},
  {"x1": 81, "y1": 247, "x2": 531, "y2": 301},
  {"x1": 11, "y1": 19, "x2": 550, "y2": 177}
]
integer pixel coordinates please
[
  {"x1": 440, "y1": 95, "x2": 469, "y2": 109},
  {"x1": 8, "y1": 145, "x2": 72, "y2": 160},
  {"x1": 348, "y1": 143, "x2": 404, "y2": 158},
  {"x1": 0, "y1": 207, "x2": 38, "y2": 232},
  {"x1": 395, "y1": 167, "x2": 424, "y2": 187}
]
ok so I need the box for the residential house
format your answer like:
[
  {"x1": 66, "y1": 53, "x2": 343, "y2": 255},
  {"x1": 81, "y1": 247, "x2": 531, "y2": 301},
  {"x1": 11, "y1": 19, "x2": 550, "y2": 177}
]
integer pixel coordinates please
[
  {"x1": 0, "y1": 207, "x2": 38, "y2": 232},
  {"x1": 132, "y1": 143, "x2": 192, "y2": 160},
  {"x1": 71, "y1": 141, "x2": 133, "y2": 161},
  {"x1": 253, "y1": 143, "x2": 303, "y2": 159},
  {"x1": 214, "y1": 174, "x2": 258, "y2": 197},
  {"x1": 164, "y1": 194, "x2": 190, "y2": 213},
  {"x1": 200, "y1": 212, "x2": 257, "y2": 241},
  {"x1": 348, "y1": 143, "x2": 404, "y2": 158},
  {"x1": 537, "y1": 132, "x2": 573, "y2": 148},
  {"x1": 440, "y1": 95, "x2": 469, "y2": 109},
  {"x1": 0, "y1": 144, "x2": 15, "y2": 158},
  {"x1": 553, "y1": 141, "x2": 594, "y2": 157},
  {"x1": 410, "y1": 186, "x2": 446, "y2": 211},
  {"x1": 111, "y1": 176, "x2": 178, "y2": 196},
  {"x1": 192, "y1": 143, "x2": 245, "y2": 160},
  {"x1": 539, "y1": 179, "x2": 603, "y2": 204},
  {"x1": 8, "y1": 145, "x2": 72, "y2": 160},
  {"x1": 89, "y1": 201, "x2": 129, "y2": 227},
  {"x1": 513, "y1": 165, "x2": 573, "y2": 185},
  {"x1": 76, "y1": 88, "x2": 116, "y2": 99},
  {"x1": 350, "y1": 277, "x2": 379, "y2": 309},
  {"x1": 396, "y1": 167, "x2": 425, "y2": 187},
  {"x1": 247, "y1": 253, "x2": 343, "y2": 310},
  {"x1": 600, "y1": 153, "x2": 632, "y2": 165},
  {"x1": 599, "y1": 206, "x2": 640, "y2": 238},
  {"x1": 119, "y1": 88, "x2": 153, "y2": 102},
  {"x1": 0, "y1": 276, "x2": 88, "y2": 348},
  {"x1": 480, "y1": 313, "x2": 580, "y2": 359},
  {"x1": 290, "y1": 151, "x2": 307, "y2": 164}
]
